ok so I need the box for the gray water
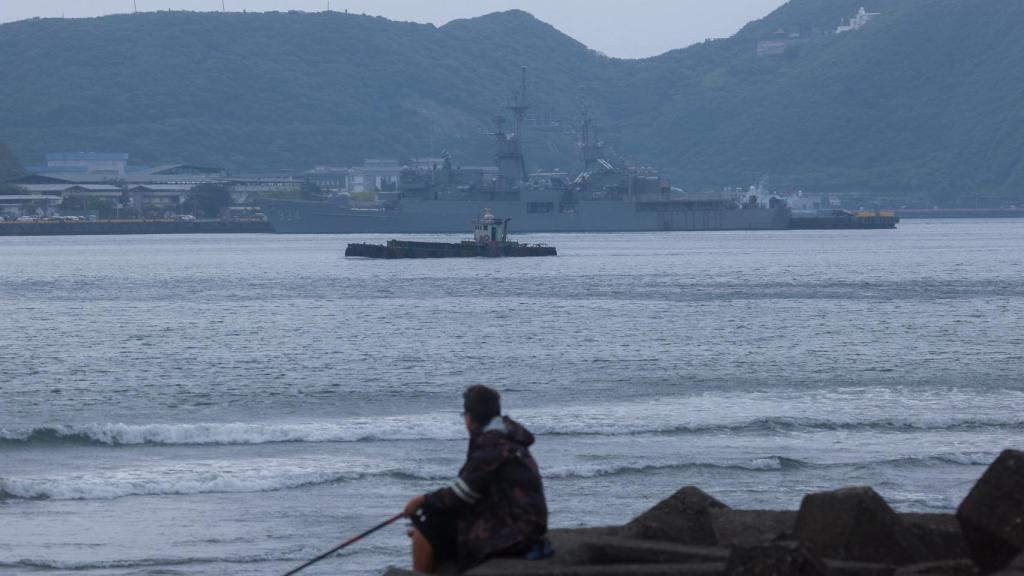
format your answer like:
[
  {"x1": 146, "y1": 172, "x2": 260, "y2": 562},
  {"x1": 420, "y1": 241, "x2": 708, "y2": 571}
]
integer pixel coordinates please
[{"x1": 2, "y1": 220, "x2": 1023, "y2": 575}]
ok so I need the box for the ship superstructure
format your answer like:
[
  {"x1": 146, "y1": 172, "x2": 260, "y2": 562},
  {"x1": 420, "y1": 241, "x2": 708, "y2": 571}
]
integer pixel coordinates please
[{"x1": 260, "y1": 69, "x2": 790, "y2": 234}]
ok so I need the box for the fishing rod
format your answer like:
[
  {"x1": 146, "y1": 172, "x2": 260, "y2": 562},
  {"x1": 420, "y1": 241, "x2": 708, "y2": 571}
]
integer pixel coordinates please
[{"x1": 283, "y1": 513, "x2": 404, "y2": 576}]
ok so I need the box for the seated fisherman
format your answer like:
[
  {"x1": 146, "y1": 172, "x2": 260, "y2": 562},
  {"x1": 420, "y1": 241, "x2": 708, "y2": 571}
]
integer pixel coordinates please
[{"x1": 403, "y1": 385, "x2": 549, "y2": 573}]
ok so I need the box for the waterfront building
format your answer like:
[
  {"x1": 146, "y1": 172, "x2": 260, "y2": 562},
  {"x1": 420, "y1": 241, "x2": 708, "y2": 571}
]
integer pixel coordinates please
[
  {"x1": 226, "y1": 172, "x2": 304, "y2": 203},
  {"x1": 304, "y1": 159, "x2": 403, "y2": 195},
  {"x1": 0, "y1": 194, "x2": 62, "y2": 219},
  {"x1": 305, "y1": 166, "x2": 350, "y2": 193},
  {"x1": 41, "y1": 152, "x2": 129, "y2": 176},
  {"x1": 349, "y1": 159, "x2": 401, "y2": 193},
  {"x1": 837, "y1": 7, "x2": 880, "y2": 33},
  {"x1": 14, "y1": 155, "x2": 231, "y2": 218}
]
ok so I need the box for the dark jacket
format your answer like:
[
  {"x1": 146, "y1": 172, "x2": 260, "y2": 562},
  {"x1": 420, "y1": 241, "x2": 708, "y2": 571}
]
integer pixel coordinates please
[{"x1": 425, "y1": 416, "x2": 548, "y2": 570}]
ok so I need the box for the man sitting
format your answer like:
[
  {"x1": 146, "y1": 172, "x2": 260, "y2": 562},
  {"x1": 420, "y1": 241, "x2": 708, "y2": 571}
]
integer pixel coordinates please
[{"x1": 404, "y1": 385, "x2": 548, "y2": 573}]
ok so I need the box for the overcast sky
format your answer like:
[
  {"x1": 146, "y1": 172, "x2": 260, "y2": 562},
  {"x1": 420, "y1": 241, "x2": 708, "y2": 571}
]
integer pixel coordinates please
[{"x1": 0, "y1": 1, "x2": 788, "y2": 58}]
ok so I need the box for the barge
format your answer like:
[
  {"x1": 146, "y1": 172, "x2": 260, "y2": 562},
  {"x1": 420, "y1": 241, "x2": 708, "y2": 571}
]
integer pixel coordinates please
[
  {"x1": 788, "y1": 210, "x2": 899, "y2": 230},
  {"x1": 345, "y1": 210, "x2": 556, "y2": 259}
]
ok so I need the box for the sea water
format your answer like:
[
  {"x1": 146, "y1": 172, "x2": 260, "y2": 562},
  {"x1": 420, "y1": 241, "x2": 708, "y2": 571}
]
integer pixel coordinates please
[{"x1": 1, "y1": 220, "x2": 1022, "y2": 575}]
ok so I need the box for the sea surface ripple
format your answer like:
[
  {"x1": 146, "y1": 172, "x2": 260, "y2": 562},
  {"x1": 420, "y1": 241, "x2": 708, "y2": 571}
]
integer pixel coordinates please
[{"x1": 1, "y1": 220, "x2": 1023, "y2": 575}]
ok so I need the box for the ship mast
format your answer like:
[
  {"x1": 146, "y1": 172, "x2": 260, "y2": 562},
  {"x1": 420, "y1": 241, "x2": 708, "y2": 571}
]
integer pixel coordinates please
[
  {"x1": 512, "y1": 66, "x2": 528, "y2": 144},
  {"x1": 494, "y1": 67, "x2": 529, "y2": 193},
  {"x1": 579, "y1": 89, "x2": 598, "y2": 174}
]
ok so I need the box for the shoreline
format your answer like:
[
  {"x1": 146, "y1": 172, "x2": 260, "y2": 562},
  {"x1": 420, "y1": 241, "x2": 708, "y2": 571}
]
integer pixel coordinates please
[{"x1": 0, "y1": 219, "x2": 273, "y2": 236}]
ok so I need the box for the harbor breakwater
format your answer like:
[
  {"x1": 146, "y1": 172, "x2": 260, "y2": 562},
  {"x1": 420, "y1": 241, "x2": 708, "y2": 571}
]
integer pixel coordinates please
[{"x1": 387, "y1": 449, "x2": 1024, "y2": 576}]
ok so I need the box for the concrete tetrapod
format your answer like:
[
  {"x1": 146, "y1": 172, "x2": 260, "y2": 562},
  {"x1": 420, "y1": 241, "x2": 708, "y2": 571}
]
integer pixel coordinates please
[
  {"x1": 792, "y1": 486, "x2": 925, "y2": 565},
  {"x1": 621, "y1": 487, "x2": 730, "y2": 546},
  {"x1": 957, "y1": 450, "x2": 1024, "y2": 574}
]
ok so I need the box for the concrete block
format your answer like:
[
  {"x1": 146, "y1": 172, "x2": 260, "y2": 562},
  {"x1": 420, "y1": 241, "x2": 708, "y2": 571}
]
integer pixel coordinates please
[
  {"x1": 582, "y1": 537, "x2": 729, "y2": 565},
  {"x1": 724, "y1": 541, "x2": 829, "y2": 576},
  {"x1": 793, "y1": 486, "x2": 922, "y2": 565},
  {"x1": 623, "y1": 487, "x2": 730, "y2": 545},
  {"x1": 957, "y1": 450, "x2": 1024, "y2": 574},
  {"x1": 711, "y1": 509, "x2": 797, "y2": 546}
]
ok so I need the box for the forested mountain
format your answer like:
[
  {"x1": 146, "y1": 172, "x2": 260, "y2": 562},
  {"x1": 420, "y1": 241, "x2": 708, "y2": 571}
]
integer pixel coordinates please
[{"x1": 1, "y1": 0, "x2": 1022, "y2": 204}]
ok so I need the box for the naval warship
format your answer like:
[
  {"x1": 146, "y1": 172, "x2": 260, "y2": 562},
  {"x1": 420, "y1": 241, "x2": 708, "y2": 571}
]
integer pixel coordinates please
[{"x1": 260, "y1": 70, "x2": 791, "y2": 234}]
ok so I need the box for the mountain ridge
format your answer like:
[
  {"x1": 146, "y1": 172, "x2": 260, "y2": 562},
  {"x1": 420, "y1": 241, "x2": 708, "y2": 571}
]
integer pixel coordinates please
[{"x1": 1, "y1": 2, "x2": 1022, "y2": 204}]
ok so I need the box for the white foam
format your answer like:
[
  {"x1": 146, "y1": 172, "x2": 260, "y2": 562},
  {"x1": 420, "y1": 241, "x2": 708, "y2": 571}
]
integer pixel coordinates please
[
  {"x1": 933, "y1": 451, "x2": 998, "y2": 465},
  {"x1": 0, "y1": 453, "x2": 795, "y2": 501},
  {"x1": 543, "y1": 455, "x2": 790, "y2": 479},
  {"x1": 748, "y1": 456, "x2": 785, "y2": 470},
  {"x1": 4, "y1": 387, "x2": 1022, "y2": 447},
  {"x1": 0, "y1": 457, "x2": 444, "y2": 501}
]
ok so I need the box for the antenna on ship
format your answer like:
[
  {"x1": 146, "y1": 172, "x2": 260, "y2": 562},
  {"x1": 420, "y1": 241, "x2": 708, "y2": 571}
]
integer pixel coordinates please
[
  {"x1": 493, "y1": 68, "x2": 530, "y2": 193},
  {"x1": 578, "y1": 87, "x2": 595, "y2": 173},
  {"x1": 511, "y1": 66, "x2": 528, "y2": 142},
  {"x1": 133, "y1": 0, "x2": 137, "y2": 13}
]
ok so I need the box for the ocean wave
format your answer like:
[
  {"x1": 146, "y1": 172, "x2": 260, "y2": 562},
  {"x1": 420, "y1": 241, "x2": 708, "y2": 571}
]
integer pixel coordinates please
[
  {"x1": 888, "y1": 452, "x2": 999, "y2": 467},
  {"x1": 0, "y1": 551, "x2": 299, "y2": 571},
  {"x1": 546, "y1": 455, "x2": 807, "y2": 478},
  {"x1": 0, "y1": 455, "x2": 444, "y2": 501},
  {"x1": 3, "y1": 451, "x2": 988, "y2": 502},
  {"x1": 0, "y1": 420, "x2": 452, "y2": 447},
  {"x1": 2, "y1": 412, "x2": 1022, "y2": 449},
  {"x1": 0, "y1": 457, "x2": 795, "y2": 501},
  {"x1": 548, "y1": 452, "x2": 997, "y2": 480},
  {"x1": 5, "y1": 388, "x2": 1023, "y2": 449}
]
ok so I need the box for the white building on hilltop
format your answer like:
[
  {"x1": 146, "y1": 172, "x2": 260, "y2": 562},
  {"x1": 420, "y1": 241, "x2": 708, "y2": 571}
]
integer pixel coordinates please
[{"x1": 837, "y1": 7, "x2": 880, "y2": 33}]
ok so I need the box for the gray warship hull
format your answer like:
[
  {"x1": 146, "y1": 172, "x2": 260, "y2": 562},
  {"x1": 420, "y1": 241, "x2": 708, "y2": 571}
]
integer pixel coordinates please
[{"x1": 260, "y1": 197, "x2": 790, "y2": 234}]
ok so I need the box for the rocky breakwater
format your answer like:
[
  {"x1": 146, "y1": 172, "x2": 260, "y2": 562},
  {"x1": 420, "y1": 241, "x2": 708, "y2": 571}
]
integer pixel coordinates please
[{"x1": 386, "y1": 449, "x2": 1024, "y2": 576}]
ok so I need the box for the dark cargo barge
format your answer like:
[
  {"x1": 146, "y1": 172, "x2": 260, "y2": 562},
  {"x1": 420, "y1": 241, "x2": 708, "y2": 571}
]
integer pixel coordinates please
[
  {"x1": 346, "y1": 239, "x2": 556, "y2": 259},
  {"x1": 0, "y1": 219, "x2": 273, "y2": 236},
  {"x1": 346, "y1": 210, "x2": 556, "y2": 259}
]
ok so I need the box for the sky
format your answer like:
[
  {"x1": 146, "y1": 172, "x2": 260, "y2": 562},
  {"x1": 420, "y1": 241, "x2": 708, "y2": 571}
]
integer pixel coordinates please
[{"x1": 0, "y1": 0, "x2": 788, "y2": 58}]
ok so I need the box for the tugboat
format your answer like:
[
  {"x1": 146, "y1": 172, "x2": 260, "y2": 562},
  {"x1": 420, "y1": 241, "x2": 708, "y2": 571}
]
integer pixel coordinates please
[{"x1": 345, "y1": 209, "x2": 557, "y2": 259}]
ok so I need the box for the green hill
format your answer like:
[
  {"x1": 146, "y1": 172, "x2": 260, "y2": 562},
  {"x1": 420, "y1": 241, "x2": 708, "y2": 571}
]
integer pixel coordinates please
[
  {"x1": 1, "y1": 1, "x2": 1022, "y2": 205},
  {"x1": 631, "y1": 0, "x2": 1024, "y2": 204}
]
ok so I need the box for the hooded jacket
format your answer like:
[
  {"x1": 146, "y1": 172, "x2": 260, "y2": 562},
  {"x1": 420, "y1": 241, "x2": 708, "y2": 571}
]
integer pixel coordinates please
[{"x1": 425, "y1": 415, "x2": 548, "y2": 570}]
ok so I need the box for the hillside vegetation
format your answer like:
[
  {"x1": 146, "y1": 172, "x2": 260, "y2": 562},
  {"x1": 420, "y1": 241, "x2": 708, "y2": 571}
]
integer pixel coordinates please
[{"x1": 1, "y1": 0, "x2": 1022, "y2": 204}]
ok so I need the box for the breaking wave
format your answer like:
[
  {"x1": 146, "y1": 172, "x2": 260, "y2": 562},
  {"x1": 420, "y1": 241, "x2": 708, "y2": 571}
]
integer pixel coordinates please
[
  {"x1": 2, "y1": 413, "x2": 1022, "y2": 448},
  {"x1": 0, "y1": 420, "x2": 443, "y2": 447},
  {"x1": 0, "y1": 452, "x2": 992, "y2": 502},
  {"x1": 0, "y1": 551, "x2": 300, "y2": 571},
  {"x1": 0, "y1": 457, "x2": 431, "y2": 501}
]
